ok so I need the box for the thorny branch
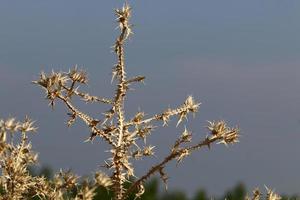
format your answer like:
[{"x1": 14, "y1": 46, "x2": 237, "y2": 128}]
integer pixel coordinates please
[
  {"x1": 125, "y1": 121, "x2": 239, "y2": 198},
  {"x1": 33, "y1": 3, "x2": 240, "y2": 200}
]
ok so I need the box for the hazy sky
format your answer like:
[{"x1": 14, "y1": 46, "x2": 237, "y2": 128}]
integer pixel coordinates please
[{"x1": 1, "y1": 0, "x2": 300, "y2": 196}]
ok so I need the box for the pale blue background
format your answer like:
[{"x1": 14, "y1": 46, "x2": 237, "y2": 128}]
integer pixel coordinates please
[{"x1": 0, "y1": 0, "x2": 300, "y2": 196}]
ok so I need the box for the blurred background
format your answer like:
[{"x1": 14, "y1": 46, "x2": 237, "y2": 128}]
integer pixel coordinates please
[{"x1": 0, "y1": 0, "x2": 300, "y2": 198}]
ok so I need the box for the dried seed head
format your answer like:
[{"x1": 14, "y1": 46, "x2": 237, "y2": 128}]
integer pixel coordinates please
[
  {"x1": 55, "y1": 169, "x2": 79, "y2": 189},
  {"x1": 251, "y1": 188, "x2": 261, "y2": 200},
  {"x1": 132, "y1": 112, "x2": 145, "y2": 123},
  {"x1": 19, "y1": 117, "x2": 37, "y2": 133},
  {"x1": 207, "y1": 120, "x2": 239, "y2": 145},
  {"x1": 95, "y1": 171, "x2": 113, "y2": 188},
  {"x1": 136, "y1": 125, "x2": 155, "y2": 140},
  {"x1": 33, "y1": 71, "x2": 69, "y2": 107},
  {"x1": 176, "y1": 96, "x2": 200, "y2": 126},
  {"x1": 177, "y1": 149, "x2": 190, "y2": 164},
  {"x1": 266, "y1": 187, "x2": 281, "y2": 200},
  {"x1": 36, "y1": 71, "x2": 68, "y2": 89},
  {"x1": 207, "y1": 120, "x2": 227, "y2": 136},
  {"x1": 132, "y1": 150, "x2": 143, "y2": 160},
  {"x1": 160, "y1": 108, "x2": 172, "y2": 126},
  {"x1": 4, "y1": 118, "x2": 18, "y2": 131},
  {"x1": 75, "y1": 180, "x2": 96, "y2": 200},
  {"x1": 184, "y1": 96, "x2": 201, "y2": 113},
  {"x1": 142, "y1": 145, "x2": 155, "y2": 156},
  {"x1": 219, "y1": 128, "x2": 240, "y2": 145},
  {"x1": 68, "y1": 66, "x2": 88, "y2": 84},
  {"x1": 181, "y1": 127, "x2": 192, "y2": 143},
  {"x1": 115, "y1": 3, "x2": 133, "y2": 39}
]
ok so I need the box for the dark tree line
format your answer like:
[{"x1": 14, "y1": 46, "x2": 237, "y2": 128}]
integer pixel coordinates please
[{"x1": 18, "y1": 166, "x2": 297, "y2": 200}]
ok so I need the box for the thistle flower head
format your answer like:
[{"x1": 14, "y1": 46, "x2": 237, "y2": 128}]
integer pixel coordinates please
[
  {"x1": 94, "y1": 171, "x2": 113, "y2": 188},
  {"x1": 3, "y1": 118, "x2": 18, "y2": 131},
  {"x1": 180, "y1": 127, "x2": 192, "y2": 143},
  {"x1": 19, "y1": 116, "x2": 37, "y2": 133},
  {"x1": 34, "y1": 71, "x2": 68, "y2": 90},
  {"x1": 176, "y1": 149, "x2": 190, "y2": 164},
  {"x1": 54, "y1": 169, "x2": 79, "y2": 190},
  {"x1": 207, "y1": 120, "x2": 227, "y2": 135},
  {"x1": 132, "y1": 112, "x2": 145, "y2": 123},
  {"x1": 266, "y1": 186, "x2": 281, "y2": 200},
  {"x1": 184, "y1": 96, "x2": 201, "y2": 113},
  {"x1": 142, "y1": 145, "x2": 155, "y2": 156},
  {"x1": 115, "y1": 3, "x2": 133, "y2": 39},
  {"x1": 75, "y1": 180, "x2": 96, "y2": 200},
  {"x1": 68, "y1": 66, "x2": 88, "y2": 84},
  {"x1": 207, "y1": 120, "x2": 239, "y2": 145}
]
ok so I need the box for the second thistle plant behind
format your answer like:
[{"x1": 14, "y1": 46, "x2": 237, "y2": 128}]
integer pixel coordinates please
[{"x1": 34, "y1": 3, "x2": 239, "y2": 200}]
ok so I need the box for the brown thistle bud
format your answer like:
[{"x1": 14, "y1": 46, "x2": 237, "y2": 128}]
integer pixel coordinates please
[
  {"x1": 219, "y1": 128, "x2": 239, "y2": 145},
  {"x1": 19, "y1": 117, "x2": 37, "y2": 133},
  {"x1": 184, "y1": 96, "x2": 201, "y2": 113},
  {"x1": 68, "y1": 67, "x2": 88, "y2": 84},
  {"x1": 55, "y1": 169, "x2": 78, "y2": 189},
  {"x1": 136, "y1": 125, "x2": 155, "y2": 140},
  {"x1": 4, "y1": 118, "x2": 18, "y2": 132},
  {"x1": 266, "y1": 187, "x2": 281, "y2": 200},
  {"x1": 177, "y1": 149, "x2": 190, "y2": 164},
  {"x1": 115, "y1": 3, "x2": 133, "y2": 39},
  {"x1": 251, "y1": 188, "x2": 261, "y2": 200},
  {"x1": 180, "y1": 127, "x2": 192, "y2": 143},
  {"x1": 75, "y1": 180, "x2": 96, "y2": 200},
  {"x1": 94, "y1": 171, "x2": 113, "y2": 188},
  {"x1": 207, "y1": 120, "x2": 239, "y2": 145},
  {"x1": 142, "y1": 145, "x2": 155, "y2": 156},
  {"x1": 132, "y1": 112, "x2": 145, "y2": 123},
  {"x1": 207, "y1": 120, "x2": 227, "y2": 136}
]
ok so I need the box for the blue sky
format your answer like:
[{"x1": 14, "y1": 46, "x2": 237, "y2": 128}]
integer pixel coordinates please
[{"x1": 0, "y1": 0, "x2": 300, "y2": 196}]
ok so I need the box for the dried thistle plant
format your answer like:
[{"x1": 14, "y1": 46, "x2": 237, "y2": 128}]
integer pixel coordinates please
[
  {"x1": 0, "y1": 117, "x2": 110, "y2": 200},
  {"x1": 0, "y1": 117, "x2": 41, "y2": 200},
  {"x1": 0, "y1": 117, "x2": 58, "y2": 200},
  {"x1": 32, "y1": 3, "x2": 240, "y2": 200}
]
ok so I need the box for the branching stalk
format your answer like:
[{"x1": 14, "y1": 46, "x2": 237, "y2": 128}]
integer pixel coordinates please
[{"x1": 32, "y1": 3, "x2": 240, "y2": 200}]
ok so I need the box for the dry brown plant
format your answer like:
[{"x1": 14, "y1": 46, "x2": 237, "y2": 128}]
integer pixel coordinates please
[
  {"x1": 31, "y1": 3, "x2": 240, "y2": 200},
  {"x1": 0, "y1": 3, "x2": 284, "y2": 200},
  {"x1": 0, "y1": 117, "x2": 75, "y2": 199}
]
